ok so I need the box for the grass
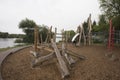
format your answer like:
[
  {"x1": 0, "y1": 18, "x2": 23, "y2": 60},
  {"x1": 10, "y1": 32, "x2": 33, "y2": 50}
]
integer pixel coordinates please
[{"x1": 0, "y1": 43, "x2": 31, "y2": 52}]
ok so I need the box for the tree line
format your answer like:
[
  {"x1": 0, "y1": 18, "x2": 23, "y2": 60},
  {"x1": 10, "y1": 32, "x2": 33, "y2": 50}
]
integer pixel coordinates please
[{"x1": 0, "y1": 32, "x2": 25, "y2": 38}]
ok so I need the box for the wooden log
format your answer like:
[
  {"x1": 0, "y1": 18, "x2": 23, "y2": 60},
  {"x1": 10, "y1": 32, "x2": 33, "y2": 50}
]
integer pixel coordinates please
[
  {"x1": 32, "y1": 52, "x2": 55, "y2": 67},
  {"x1": 45, "y1": 26, "x2": 52, "y2": 43},
  {"x1": 56, "y1": 63, "x2": 68, "y2": 79},
  {"x1": 54, "y1": 28, "x2": 57, "y2": 42},
  {"x1": 82, "y1": 25, "x2": 86, "y2": 45},
  {"x1": 30, "y1": 51, "x2": 39, "y2": 58},
  {"x1": 44, "y1": 47, "x2": 54, "y2": 52},
  {"x1": 62, "y1": 43, "x2": 75, "y2": 65},
  {"x1": 78, "y1": 26, "x2": 82, "y2": 46},
  {"x1": 40, "y1": 34, "x2": 43, "y2": 45},
  {"x1": 66, "y1": 50, "x2": 86, "y2": 60},
  {"x1": 34, "y1": 26, "x2": 38, "y2": 52},
  {"x1": 36, "y1": 26, "x2": 40, "y2": 45},
  {"x1": 61, "y1": 29, "x2": 64, "y2": 42},
  {"x1": 49, "y1": 26, "x2": 52, "y2": 42},
  {"x1": 51, "y1": 39, "x2": 70, "y2": 78},
  {"x1": 88, "y1": 14, "x2": 92, "y2": 45},
  {"x1": 65, "y1": 32, "x2": 68, "y2": 49}
]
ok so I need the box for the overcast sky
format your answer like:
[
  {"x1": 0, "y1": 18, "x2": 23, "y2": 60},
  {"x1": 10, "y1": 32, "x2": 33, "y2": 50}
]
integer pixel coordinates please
[{"x1": 0, "y1": 0, "x2": 101, "y2": 34}]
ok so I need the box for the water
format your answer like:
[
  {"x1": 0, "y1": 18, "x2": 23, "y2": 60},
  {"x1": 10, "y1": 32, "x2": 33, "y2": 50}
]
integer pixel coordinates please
[
  {"x1": 56, "y1": 38, "x2": 61, "y2": 42},
  {"x1": 0, "y1": 37, "x2": 62, "y2": 48},
  {"x1": 0, "y1": 38, "x2": 21, "y2": 48}
]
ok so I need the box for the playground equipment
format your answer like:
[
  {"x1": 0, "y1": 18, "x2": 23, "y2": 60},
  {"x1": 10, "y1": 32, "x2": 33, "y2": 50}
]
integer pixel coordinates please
[
  {"x1": 87, "y1": 14, "x2": 92, "y2": 45},
  {"x1": 72, "y1": 33, "x2": 79, "y2": 42},
  {"x1": 77, "y1": 24, "x2": 86, "y2": 46},
  {"x1": 31, "y1": 26, "x2": 85, "y2": 78},
  {"x1": 72, "y1": 24, "x2": 86, "y2": 46},
  {"x1": 72, "y1": 14, "x2": 92, "y2": 46}
]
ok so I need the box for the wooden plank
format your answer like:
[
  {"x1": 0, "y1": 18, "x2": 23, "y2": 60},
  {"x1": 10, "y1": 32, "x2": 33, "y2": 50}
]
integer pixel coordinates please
[
  {"x1": 32, "y1": 52, "x2": 55, "y2": 67},
  {"x1": 51, "y1": 39, "x2": 69, "y2": 78}
]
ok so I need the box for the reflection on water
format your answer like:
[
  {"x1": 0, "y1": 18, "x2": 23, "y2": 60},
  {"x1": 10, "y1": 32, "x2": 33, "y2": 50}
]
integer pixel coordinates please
[{"x1": 0, "y1": 38, "x2": 21, "y2": 48}]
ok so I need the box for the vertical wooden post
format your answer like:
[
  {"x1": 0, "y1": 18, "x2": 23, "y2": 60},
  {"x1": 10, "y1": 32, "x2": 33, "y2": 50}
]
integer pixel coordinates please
[
  {"x1": 54, "y1": 28, "x2": 57, "y2": 42},
  {"x1": 61, "y1": 29, "x2": 64, "y2": 43},
  {"x1": 82, "y1": 24, "x2": 86, "y2": 45},
  {"x1": 49, "y1": 26, "x2": 52, "y2": 42},
  {"x1": 65, "y1": 32, "x2": 68, "y2": 50},
  {"x1": 33, "y1": 26, "x2": 39, "y2": 57},
  {"x1": 36, "y1": 26, "x2": 40, "y2": 46},
  {"x1": 40, "y1": 34, "x2": 42, "y2": 45},
  {"x1": 88, "y1": 14, "x2": 92, "y2": 45},
  {"x1": 68, "y1": 31, "x2": 70, "y2": 42},
  {"x1": 78, "y1": 26, "x2": 82, "y2": 46},
  {"x1": 45, "y1": 26, "x2": 52, "y2": 43}
]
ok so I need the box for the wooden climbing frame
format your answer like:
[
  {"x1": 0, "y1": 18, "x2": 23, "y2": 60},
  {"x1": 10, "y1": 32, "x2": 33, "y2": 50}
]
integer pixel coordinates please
[{"x1": 31, "y1": 26, "x2": 86, "y2": 79}]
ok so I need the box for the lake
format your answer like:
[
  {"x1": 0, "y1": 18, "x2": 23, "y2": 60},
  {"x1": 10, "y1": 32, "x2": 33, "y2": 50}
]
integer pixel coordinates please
[
  {"x1": 0, "y1": 38, "x2": 20, "y2": 48},
  {"x1": 0, "y1": 38, "x2": 61, "y2": 48}
]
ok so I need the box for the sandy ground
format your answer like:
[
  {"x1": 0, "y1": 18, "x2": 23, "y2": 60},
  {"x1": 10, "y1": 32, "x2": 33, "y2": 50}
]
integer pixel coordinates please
[{"x1": 1, "y1": 44, "x2": 120, "y2": 80}]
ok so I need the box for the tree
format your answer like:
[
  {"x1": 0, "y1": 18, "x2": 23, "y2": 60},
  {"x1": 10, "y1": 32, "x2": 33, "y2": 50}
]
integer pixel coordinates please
[
  {"x1": 83, "y1": 21, "x2": 88, "y2": 34},
  {"x1": 93, "y1": 15, "x2": 109, "y2": 32},
  {"x1": 93, "y1": 20, "x2": 97, "y2": 27},
  {"x1": 38, "y1": 24, "x2": 49, "y2": 42},
  {"x1": 19, "y1": 18, "x2": 36, "y2": 43},
  {"x1": 0, "y1": 32, "x2": 9, "y2": 38},
  {"x1": 99, "y1": 0, "x2": 120, "y2": 29},
  {"x1": 99, "y1": 0, "x2": 120, "y2": 18},
  {"x1": 98, "y1": 15, "x2": 107, "y2": 25},
  {"x1": 112, "y1": 15, "x2": 120, "y2": 30}
]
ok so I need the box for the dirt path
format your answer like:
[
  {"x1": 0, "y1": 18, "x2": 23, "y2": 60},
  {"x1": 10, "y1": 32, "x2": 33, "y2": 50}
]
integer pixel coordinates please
[{"x1": 1, "y1": 45, "x2": 120, "y2": 80}]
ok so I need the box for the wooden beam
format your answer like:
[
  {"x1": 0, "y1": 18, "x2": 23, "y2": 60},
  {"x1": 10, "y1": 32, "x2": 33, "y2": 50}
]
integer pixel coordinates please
[
  {"x1": 44, "y1": 47, "x2": 54, "y2": 52},
  {"x1": 30, "y1": 51, "x2": 38, "y2": 58},
  {"x1": 40, "y1": 34, "x2": 43, "y2": 45},
  {"x1": 51, "y1": 39, "x2": 70, "y2": 78},
  {"x1": 62, "y1": 43, "x2": 75, "y2": 65},
  {"x1": 82, "y1": 24, "x2": 86, "y2": 45},
  {"x1": 66, "y1": 50, "x2": 86, "y2": 60},
  {"x1": 37, "y1": 46, "x2": 53, "y2": 52},
  {"x1": 34, "y1": 26, "x2": 38, "y2": 52},
  {"x1": 32, "y1": 52, "x2": 55, "y2": 67},
  {"x1": 36, "y1": 26, "x2": 40, "y2": 45},
  {"x1": 54, "y1": 28, "x2": 57, "y2": 42}
]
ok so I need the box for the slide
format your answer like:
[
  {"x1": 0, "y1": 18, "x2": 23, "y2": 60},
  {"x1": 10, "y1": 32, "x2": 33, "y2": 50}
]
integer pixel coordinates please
[{"x1": 72, "y1": 33, "x2": 79, "y2": 42}]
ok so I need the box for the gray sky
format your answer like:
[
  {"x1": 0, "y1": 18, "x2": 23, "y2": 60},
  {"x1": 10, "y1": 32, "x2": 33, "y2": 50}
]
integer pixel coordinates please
[{"x1": 0, "y1": 0, "x2": 101, "y2": 34}]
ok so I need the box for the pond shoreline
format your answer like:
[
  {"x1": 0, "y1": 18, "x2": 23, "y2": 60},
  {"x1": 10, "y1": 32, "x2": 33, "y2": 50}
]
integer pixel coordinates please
[{"x1": 0, "y1": 38, "x2": 24, "y2": 48}]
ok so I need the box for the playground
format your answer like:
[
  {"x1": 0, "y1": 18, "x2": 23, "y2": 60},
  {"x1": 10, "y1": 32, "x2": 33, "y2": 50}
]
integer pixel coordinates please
[
  {"x1": 0, "y1": 14, "x2": 120, "y2": 80},
  {"x1": 1, "y1": 44, "x2": 120, "y2": 80}
]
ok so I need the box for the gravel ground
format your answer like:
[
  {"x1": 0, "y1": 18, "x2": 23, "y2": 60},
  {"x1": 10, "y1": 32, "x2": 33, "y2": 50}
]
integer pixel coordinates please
[{"x1": 1, "y1": 45, "x2": 120, "y2": 80}]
